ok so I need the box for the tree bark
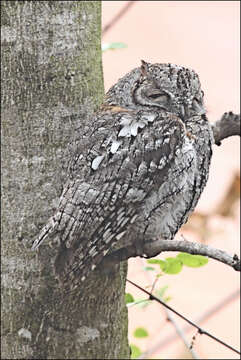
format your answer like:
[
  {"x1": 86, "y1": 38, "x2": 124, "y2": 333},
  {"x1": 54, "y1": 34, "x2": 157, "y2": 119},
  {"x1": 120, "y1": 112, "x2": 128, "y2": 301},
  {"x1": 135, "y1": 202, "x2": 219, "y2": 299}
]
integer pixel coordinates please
[
  {"x1": 1, "y1": 1, "x2": 129, "y2": 359},
  {"x1": 211, "y1": 111, "x2": 240, "y2": 145}
]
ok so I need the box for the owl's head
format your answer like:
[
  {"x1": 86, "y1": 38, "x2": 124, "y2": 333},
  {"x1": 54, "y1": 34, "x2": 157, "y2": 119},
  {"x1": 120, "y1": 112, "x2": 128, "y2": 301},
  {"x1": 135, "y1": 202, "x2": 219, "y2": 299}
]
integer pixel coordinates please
[{"x1": 105, "y1": 60, "x2": 206, "y2": 121}]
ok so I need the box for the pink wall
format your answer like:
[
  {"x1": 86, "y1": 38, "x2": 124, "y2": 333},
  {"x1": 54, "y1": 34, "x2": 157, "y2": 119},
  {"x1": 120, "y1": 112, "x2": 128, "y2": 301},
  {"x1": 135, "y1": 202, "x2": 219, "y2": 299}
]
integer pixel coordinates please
[{"x1": 102, "y1": 2, "x2": 240, "y2": 359}]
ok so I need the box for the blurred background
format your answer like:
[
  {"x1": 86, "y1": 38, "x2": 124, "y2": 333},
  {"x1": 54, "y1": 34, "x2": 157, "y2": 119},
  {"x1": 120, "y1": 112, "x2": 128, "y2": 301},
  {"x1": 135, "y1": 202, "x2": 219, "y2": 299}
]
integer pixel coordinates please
[{"x1": 102, "y1": 2, "x2": 240, "y2": 359}]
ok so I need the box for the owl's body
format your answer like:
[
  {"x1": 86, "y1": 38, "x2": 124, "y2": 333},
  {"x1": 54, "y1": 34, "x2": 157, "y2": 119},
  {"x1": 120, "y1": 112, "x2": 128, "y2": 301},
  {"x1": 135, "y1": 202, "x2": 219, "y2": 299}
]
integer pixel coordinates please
[{"x1": 32, "y1": 61, "x2": 213, "y2": 286}]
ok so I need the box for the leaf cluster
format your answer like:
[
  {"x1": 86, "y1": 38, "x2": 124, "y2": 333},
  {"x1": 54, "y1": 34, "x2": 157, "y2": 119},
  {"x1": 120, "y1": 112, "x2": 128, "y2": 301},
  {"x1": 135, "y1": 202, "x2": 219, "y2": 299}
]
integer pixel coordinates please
[{"x1": 147, "y1": 252, "x2": 208, "y2": 275}]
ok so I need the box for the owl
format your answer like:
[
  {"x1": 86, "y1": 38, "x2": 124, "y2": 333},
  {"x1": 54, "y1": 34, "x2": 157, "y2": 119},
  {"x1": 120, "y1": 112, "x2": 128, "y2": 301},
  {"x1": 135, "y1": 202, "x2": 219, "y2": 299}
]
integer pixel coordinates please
[{"x1": 32, "y1": 60, "x2": 214, "y2": 287}]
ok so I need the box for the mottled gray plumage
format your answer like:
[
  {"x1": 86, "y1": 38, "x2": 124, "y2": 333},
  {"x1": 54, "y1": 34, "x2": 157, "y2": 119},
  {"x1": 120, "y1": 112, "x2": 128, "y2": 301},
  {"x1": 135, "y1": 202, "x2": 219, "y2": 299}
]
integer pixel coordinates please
[{"x1": 32, "y1": 61, "x2": 213, "y2": 286}]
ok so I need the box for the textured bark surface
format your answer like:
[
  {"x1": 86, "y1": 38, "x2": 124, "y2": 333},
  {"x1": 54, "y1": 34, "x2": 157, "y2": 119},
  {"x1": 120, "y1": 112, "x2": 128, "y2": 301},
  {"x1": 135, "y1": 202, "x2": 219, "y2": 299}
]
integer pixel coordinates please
[{"x1": 1, "y1": 1, "x2": 129, "y2": 359}]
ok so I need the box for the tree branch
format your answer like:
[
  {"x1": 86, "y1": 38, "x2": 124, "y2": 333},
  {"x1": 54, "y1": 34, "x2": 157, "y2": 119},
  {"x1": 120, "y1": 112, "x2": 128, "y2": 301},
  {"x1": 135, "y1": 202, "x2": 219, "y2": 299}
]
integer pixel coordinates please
[
  {"x1": 164, "y1": 310, "x2": 200, "y2": 359},
  {"x1": 144, "y1": 238, "x2": 240, "y2": 271},
  {"x1": 138, "y1": 258, "x2": 200, "y2": 360},
  {"x1": 101, "y1": 238, "x2": 240, "y2": 272},
  {"x1": 132, "y1": 257, "x2": 239, "y2": 359},
  {"x1": 146, "y1": 289, "x2": 239, "y2": 355},
  {"x1": 102, "y1": 1, "x2": 136, "y2": 36},
  {"x1": 127, "y1": 279, "x2": 240, "y2": 355},
  {"x1": 212, "y1": 111, "x2": 240, "y2": 145}
]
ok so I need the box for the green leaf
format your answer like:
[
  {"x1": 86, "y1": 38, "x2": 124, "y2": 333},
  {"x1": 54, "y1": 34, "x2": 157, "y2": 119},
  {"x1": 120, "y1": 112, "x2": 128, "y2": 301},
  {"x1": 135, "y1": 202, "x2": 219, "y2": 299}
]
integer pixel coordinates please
[
  {"x1": 155, "y1": 285, "x2": 169, "y2": 299},
  {"x1": 147, "y1": 259, "x2": 166, "y2": 267},
  {"x1": 162, "y1": 257, "x2": 183, "y2": 274},
  {"x1": 177, "y1": 252, "x2": 208, "y2": 267},
  {"x1": 156, "y1": 273, "x2": 163, "y2": 278},
  {"x1": 136, "y1": 299, "x2": 152, "y2": 308},
  {"x1": 130, "y1": 344, "x2": 142, "y2": 359},
  {"x1": 125, "y1": 293, "x2": 135, "y2": 304},
  {"x1": 143, "y1": 266, "x2": 155, "y2": 271},
  {"x1": 126, "y1": 298, "x2": 152, "y2": 308},
  {"x1": 134, "y1": 327, "x2": 149, "y2": 338},
  {"x1": 101, "y1": 42, "x2": 127, "y2": 52}
]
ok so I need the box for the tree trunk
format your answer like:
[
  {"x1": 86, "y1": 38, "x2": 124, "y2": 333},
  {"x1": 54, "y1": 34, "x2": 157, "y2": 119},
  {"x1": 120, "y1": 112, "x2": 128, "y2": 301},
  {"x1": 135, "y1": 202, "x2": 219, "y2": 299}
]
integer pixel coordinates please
[{"x1": 1, "y1": 1, "x2": 129, "y2": 358}]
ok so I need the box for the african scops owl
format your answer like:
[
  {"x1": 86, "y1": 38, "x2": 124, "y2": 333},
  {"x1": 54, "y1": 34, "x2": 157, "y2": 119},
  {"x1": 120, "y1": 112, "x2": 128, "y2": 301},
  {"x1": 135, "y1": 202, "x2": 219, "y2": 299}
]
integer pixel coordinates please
[{"x1": 32, "y1": 61, "x2": 213, "y2": 286}]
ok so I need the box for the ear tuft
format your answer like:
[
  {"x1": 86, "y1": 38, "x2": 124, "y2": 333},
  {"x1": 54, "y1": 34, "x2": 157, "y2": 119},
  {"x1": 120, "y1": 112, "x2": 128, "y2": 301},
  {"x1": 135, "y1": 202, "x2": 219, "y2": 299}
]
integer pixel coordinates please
[{"x1": 140, "y1": 60, "x2": 148, "y2": 77}]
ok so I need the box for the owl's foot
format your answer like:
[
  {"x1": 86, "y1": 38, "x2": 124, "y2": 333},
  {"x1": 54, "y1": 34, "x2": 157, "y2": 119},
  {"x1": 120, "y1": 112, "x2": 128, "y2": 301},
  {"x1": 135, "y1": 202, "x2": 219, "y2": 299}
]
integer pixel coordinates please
[
  {"x1": 141, "y1": 238, "x2": 171, "y2": 259},
  {"x1": 133, "y1": 236, "x2": 146, "y2": 257},
  {"x1": 133, "y1": 236, "x2": 164, "y2": 259}
]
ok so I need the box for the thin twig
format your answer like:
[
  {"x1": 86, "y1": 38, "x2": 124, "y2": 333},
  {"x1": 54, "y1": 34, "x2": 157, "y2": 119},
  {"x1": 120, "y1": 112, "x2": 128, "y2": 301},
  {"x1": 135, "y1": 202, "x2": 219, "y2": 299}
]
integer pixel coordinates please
[
  {"x1": 139, "y1": 289, "x2": 239, "y2": 356},
  {"x1": 139, "y1": 258, "x2": 199, "y2": 359},
  {"x1": 102, "y1": 1, "x2": 136, "y2": 36},
  {"x1": 165, "y1": 310, "x2": 200, "y2": 359},
  {"x1": 127, "y1": 278, "x2": 240, "y2": 355},
  {"x1": 190, "y1": 330, "x2": 200, "y2": 350},
  {"x1": 149, "y1": 276, "x2": 158, "y2": 295}
]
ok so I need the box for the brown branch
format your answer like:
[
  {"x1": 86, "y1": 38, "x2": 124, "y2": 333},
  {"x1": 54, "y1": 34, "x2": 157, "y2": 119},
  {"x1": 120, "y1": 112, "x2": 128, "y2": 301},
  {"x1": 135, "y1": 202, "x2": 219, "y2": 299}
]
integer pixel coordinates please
[
  {"x1": 139, "y1": 258, "x2": 200, "y2": 360},
  {"x1": 144, "y1": 238, "x2": 240, "y2": 271},
  {"x1": 135, "y1": 277, "x2": 239, "y2": 357},
  {"x1": 164, "y1": 311, "x2": 200, "y2": 359},
  {"x1": 212, "y1": 111, "x2": 240, "y2": 145},
  {"x1": 127, "y1": 279, "x2": 240, "y2": 355},
  {"x1": 102, "y1": 1, "x2": 136, "y2": 36},
  {"x1": 102, "y1": 238, "x2": 240, "y2": 272}
]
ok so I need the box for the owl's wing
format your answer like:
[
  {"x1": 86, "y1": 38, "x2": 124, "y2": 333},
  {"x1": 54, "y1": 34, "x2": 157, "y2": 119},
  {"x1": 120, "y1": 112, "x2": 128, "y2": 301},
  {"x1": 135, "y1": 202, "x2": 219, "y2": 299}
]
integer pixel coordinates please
[
  {"x1": 32, "y1": 110, "x2": 188, "y2": 284},
  {"x1": 90, "y1": 110, "x2": 188, "y2": 199}
]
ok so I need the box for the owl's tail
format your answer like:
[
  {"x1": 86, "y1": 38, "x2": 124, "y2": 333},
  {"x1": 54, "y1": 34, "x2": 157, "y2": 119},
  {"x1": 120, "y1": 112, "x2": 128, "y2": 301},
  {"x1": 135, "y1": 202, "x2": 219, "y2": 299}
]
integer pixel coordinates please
[{"x1": 31, "y1": 216, "x2": 59, "y2": 250}]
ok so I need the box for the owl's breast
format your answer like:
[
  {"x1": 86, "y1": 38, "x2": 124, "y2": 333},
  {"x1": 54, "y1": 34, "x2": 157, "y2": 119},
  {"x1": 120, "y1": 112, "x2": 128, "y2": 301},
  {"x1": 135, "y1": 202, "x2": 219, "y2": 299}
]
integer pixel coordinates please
[{"x1": 141, "y1": 136, "x2": 206, "y2": 240}]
